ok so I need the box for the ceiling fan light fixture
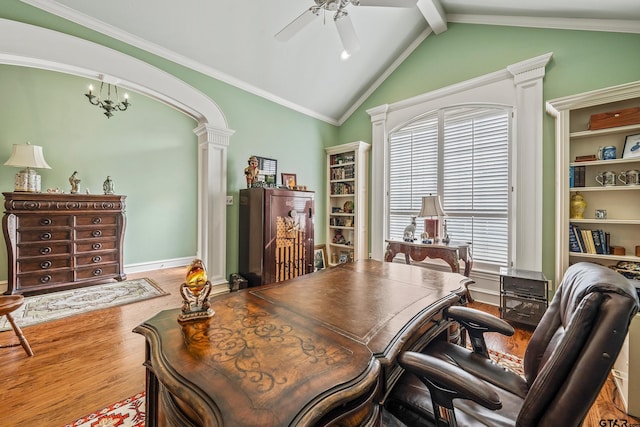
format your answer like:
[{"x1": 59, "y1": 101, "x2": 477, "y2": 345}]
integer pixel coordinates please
[{"x1": 340, "y1": 50, "x2": 351, "y2": 60}]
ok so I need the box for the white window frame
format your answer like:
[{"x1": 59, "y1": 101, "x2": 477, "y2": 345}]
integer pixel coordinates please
[
  {"x1": 388, "y1": 105, "x2": 513, "y2": 271},
  {"x1": 367, "y1": 53, "x2": 552, "y2": 275}
]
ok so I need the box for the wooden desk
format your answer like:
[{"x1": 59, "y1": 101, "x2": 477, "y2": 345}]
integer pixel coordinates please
[
  {"x1": 384, "y1": 239, "x2": 472, "y2": 277},
  {"x1": 134, "y1": 260, "x2": 469, "y2": 426}
]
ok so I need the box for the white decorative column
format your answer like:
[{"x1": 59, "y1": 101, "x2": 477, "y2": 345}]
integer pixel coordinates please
[
  {"x1": 194, "y1": 124, "x2": 234, "y2": 287},
  {"x1": 367, "y1": 104, "x2": 389, "y2": 260},
  {"x1": 507, "y1": 52, "x2": 552, "y2": 271}
]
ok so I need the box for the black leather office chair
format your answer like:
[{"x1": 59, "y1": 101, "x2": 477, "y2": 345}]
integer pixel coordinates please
[{"x1": 384, "y1": 262, "x2": 639, "y2": 427}]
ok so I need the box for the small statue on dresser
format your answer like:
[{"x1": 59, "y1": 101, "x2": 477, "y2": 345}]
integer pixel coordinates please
[
  {"x1": 103, "y1": 176, "x2": 115, "y2": 195},
  {"x1": 403, "y1": 217, "x2": 417, "y2": 242},
  {"x1": 69, "y1": 171, "x2": 81, "y2": 194},
  {"x1": 244, "y1": 156, "x2": 259, "y2": 188}
]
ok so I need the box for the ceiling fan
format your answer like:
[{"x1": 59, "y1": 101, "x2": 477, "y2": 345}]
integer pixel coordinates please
[{"x1": 275, "y1": 0, "x2": 417, "y2": 57}]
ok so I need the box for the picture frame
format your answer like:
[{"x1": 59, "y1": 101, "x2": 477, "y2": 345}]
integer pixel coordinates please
[
  {"x1": 313, "y1": 244, "x2": 327, "y2": 271},
  {"x1": 281, "y1": 173, "x2": 297, "y2": 188},
  {"x1": 254, "y1": 155, "x2": 277, "y2": 185},
  {"x1": 622, "y1": 133, "x2": 640, "y2": 159}
]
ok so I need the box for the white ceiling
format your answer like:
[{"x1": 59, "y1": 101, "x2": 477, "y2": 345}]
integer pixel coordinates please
[{"x1": 20, "y1": 0, "x2": 640, "y2": 125}]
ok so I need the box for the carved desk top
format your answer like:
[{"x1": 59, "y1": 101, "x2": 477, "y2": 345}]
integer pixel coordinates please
[{"x1": 134, "y1": 260, "x2": 470, "y2": 426}]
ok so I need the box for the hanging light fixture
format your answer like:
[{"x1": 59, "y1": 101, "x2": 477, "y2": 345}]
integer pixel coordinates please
[{"x1": 85, "y1": 80, "x2": 131, "y2": 118}]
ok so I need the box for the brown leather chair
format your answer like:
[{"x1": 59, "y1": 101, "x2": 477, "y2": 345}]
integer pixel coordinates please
[
  {"x1": 0, "y1": 295, "x2": 34, "y2": 357},
  {"x1": 384, "y1": 262, "x2": 639, "y2": 427}
]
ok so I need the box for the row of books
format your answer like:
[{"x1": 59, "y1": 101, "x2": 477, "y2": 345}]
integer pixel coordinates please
[
  {"x1": 569, "y1": 224, "x2": 610, "y2": 255},
  {"x1": 569, "y1": 165, "x2": 586, "y2": 188}
]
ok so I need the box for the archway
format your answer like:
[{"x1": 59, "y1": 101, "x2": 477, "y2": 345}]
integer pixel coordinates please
[{"x1": 0, "y1": 18, "x2": 234, "y2": 285}]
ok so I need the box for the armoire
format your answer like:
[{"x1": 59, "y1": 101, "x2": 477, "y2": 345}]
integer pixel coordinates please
[{"x1": 238, "y1": 188, "x2": 315, "y2": 287}]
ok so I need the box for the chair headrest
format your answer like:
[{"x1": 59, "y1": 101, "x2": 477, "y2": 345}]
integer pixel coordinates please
[{"x1": 559, "y1": 262, "x2": 640, "y2": 321}]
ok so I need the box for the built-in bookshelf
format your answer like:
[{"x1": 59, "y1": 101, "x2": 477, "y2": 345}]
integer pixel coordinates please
[
  {"x1": 325, "y1": 141, "x2": 370, "y2": 267},
  {"x1": 547, "y1": 81, "x2": 640, "y2": 285}
]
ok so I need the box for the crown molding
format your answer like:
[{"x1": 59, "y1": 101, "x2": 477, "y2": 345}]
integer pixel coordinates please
[{"x1": 448, "y1": 14, "x2": 640, "y2": 34}]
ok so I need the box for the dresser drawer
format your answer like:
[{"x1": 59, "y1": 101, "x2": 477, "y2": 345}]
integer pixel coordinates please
[
  {"x1": 75, "y1": 226, "x2": 118, "y2": 240},
  {"x1": 75, "y1": 239, "x2": 118, "y2": 253},
  {"x1": 75, "y1": 252, "x2": 117, "y2": 267},
  {"x1": 76, "y1": 214, "x2": 119, "y2": 226},
  {"x1": 17, "y1": 242, "x2": 72, "y2": 258},
  {"x1": 18, "y1": 229, "x2": 72, "y2": 243},
  {"x1": 17, "y1": 270, "x2": 73, "y2": 289},
  {"x1": 76, "y1": 263, "x2": 119, "y2": 280},
  {"x1": 502, "y1": 276, "x2": 547, "y2": 298},
  {"x1": 18, "y1": 256, "x2": 72, "y2": 273},
  {"x1": 18, "y1": 215, "x2": 72, "y2": 228}
]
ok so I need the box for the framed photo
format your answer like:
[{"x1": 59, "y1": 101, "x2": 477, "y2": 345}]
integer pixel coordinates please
[
  {"x1": 313, "y1": 244, "x2": 327, "y2": 271},
  {"x1": 254, "y1": 155, "x2": 277, "y2": 185},
  {"x1": 622, "y1": 133, "x2": 640, "y2": 159},
  {"x1": 281, "y1": 173, "x2": 297, "y2": 188}
]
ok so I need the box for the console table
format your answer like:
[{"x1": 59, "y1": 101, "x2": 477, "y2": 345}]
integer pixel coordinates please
[{"x1": 134, "y1": 260, "x2": 470, "y2": 426}]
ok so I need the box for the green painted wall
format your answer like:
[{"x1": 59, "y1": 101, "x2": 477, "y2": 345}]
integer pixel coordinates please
[
  {"x1": 2, "y1": 1, "x2": 640, "y2": 284},
  {"x1": 0, "y1": 1, "x2": 337, "y2": 281},
  {"x1": 338, "y1": 23, "x2": 640, "y2": 281}
]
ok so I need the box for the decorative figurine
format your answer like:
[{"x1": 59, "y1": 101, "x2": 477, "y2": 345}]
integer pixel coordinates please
[
  {"x1": 244, "y1": 156, "x2": 259, "y2": 188},
  {"x1": 178, "y1": 259, "x2": 215, "y2": 322},
  {"x1": 442, "y1": 219, "x2": 451, "y2": 244},
  {"x1": 403, "y1": 216, "x2": 416, "y2": 242},
  {"x1": 103, "y1": 176, "x2": 115, "y2": 195},
  {"x1": 69, "y1": 171, "x2": 81, "y2": 194}
]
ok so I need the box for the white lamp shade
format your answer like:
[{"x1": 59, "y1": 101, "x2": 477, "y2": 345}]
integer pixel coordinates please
[
  {"x1": 418, "y1": 195, "x2": 445, "y2": 217},
  {"x1": 4, "y1": 143, "x2": 51, "y2": 169}
]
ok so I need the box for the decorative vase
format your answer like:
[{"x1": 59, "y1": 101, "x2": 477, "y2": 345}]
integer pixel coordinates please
[{"x1": 570, "y1": 192, "x2": 587, "y2": 219}]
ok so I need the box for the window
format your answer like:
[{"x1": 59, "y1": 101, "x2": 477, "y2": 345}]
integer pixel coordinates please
[{"x1": 388, "y1": 105, "x2": 511, "y2": 268}]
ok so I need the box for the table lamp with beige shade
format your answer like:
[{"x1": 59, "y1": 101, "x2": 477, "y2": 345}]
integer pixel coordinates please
[
  {"x1": 3, "y1": 143, "x2": 51, "y2": 193},
  {"x1": 418, "y1": 194, "x2": 446, "y2": 243}
]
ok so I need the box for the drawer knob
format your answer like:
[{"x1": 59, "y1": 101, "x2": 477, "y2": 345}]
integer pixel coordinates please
[
  {"x1": 40, "y1": 275, "x2": 51, "y2": 283},
  {"x1": 93, "y1": 268, "x2": 103, "y2": 276},
  {"x1": 92, "y1": 230, "x2": 102, "y2": 237},
  {"x1": 40, "y1": 232, "x2": 52, "y2": 240},
  {"x1": 92, "y1": 217, "x2": 102, "y2": 224},
  {"x1": 40, "y1": 261, "x2": 52, "y2": 269},
  {"x1": 40, "y1": 247, "x2": 51, "y2": 255},
  {"x1": 40, "y1": 218, "x2": 52, "y2": 226},
  {"x1": 92, "y1": 256, "x2": 102, "y2": 263}
]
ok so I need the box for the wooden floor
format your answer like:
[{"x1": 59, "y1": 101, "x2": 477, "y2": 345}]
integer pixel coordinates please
[{"x1": 0, "y1": 268, "x2": 636, "y2": 426}]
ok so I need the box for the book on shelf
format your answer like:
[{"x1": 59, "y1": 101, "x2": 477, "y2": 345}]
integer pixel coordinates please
[
  {"x1": 568, "y1": 224, "x2": 581, "y2": 252},
  {"x1": 569, "y1": 225, "x2": 611, "y2": 255},
  {"x1": 569, "y1": 166, "x2": 574, "y2": 188},
  {"x1": 573, "y1": 165, "x2": 586, "y2": 187},
  {"x1": 591, "y1": 230, "x2": 604, "y2": 254}
]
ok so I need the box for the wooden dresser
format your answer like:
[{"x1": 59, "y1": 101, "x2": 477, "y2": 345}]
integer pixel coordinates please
[{"x1": 2, "y1": 192, "x2": 127, "y2": 295}]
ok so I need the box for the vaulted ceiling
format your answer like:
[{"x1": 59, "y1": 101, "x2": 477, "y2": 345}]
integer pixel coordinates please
[{"x1": 20, "y1": 0, "x2": 640, "y2": 125}]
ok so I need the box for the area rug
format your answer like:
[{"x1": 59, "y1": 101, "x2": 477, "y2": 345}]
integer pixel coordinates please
[
  {"x1": 64, "y1": 392, "x2": 145, "y2": 427},
  {"x1": 0, "y1": 278, "x2": 168, "y2": 332},
  {"x1": 64, "y1": 349, "x2": 522, "y2": 427}
]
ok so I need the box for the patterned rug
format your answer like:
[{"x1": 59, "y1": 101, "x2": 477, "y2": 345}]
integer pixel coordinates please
[
  {"x1": 63, "y1": 349, "x2": 523, "y2": 427},
  {"x1": 0, "y1": 278, "x2": 167, "y2": 331},
  {"x1": 64, "y1": 392, "x2": 145, "y2": 427}
]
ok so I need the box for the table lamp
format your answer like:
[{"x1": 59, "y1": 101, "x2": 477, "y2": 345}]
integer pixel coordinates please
[
  {"x1": 418, "y1": 194, "x2": 446, "y2": 242},
  {"x1": 3, "y1": 143, "x2": 52, "y2": 193}
]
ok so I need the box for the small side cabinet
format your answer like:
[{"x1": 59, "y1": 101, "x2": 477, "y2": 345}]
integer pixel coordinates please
[{"x1": 499, "y1": 267, "x2": 548, "y2": 327}]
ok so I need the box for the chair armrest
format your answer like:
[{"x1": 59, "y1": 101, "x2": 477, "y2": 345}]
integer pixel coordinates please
[
  {"x1": 446, "y1": 306, "x2": 515, "y2": 336},
  {"x1": 446, "y1": 306, "x2": 514, "y2": 359},
  {"x1": 399, "y1": 351, "x2": 502, "y2": 412}
]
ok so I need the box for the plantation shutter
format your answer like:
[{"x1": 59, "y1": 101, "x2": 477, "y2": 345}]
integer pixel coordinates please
[{"x1": 388, "y1": 106, "x2": 510, "y2": 267}]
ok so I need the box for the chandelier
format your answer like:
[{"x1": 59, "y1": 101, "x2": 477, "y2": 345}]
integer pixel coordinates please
[{"x1": 85, "y1": 81, "x2": 131, "y2": 118}]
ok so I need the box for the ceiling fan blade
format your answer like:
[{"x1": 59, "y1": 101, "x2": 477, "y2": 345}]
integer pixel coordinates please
[
  {"x1": 275, "y1": 8, "x2": 317, "y2": 41},
  {"x1": 356, "y1": 0, "x2": 417, "y2": 7},
  {"x1": 334, "y1": 13, "x2": 360, "y2": 55}
]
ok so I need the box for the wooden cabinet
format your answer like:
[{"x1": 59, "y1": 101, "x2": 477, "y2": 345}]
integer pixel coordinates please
[
  {"x1": 238, "y1": 187, "x2": 314, "y2": 287},
  {"x1": 499, "y1": 267, "x2": 548, "y2": 327},
  {"x1": 547, "y1": 81, "x2": 640, "y2": 285},
  {"x1": 2, "y1": 192, "x2": 126, "y2": 295},
  {"x1": 325, "y1": 141, "x2": 370, "y2": 267}
]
